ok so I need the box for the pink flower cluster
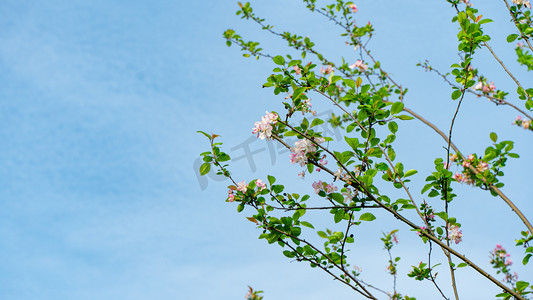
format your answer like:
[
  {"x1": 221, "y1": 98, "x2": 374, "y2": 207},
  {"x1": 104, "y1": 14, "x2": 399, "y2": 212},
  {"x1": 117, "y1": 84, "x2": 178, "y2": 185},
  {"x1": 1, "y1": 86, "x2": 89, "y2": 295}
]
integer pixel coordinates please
[
  {"x1": 302, "y1": 98, "x2": 317, "y2": 116},
  {"x1": 293, "y1": 65, "x2": 302, "y2": 75},
  {"x1": 513, "y1": 0, "x2": 532, "y2": 8},
  {"x1": 320, "y1": 65, "x2": 333, "y2": 74},
  {"x1": 227, "y1": 179, "x2": 266, "y2": 202},
  {"x1": 349, "y1": 60, "x2": 368, "y2": 72},
  {"x1": 489, "y1": 244, "x2": 518, "y2": 284},
  {"x1": 289, "y1": 137, "x2": 325, "y2": 166},
  {"x1": 514, "y1": 115, "x2": 532, "y2": 130},
  {"x1": 447, "y1": 224, "x2": 463, "y2": 244},
  {"x1": 312, "y1": 180, "x2": 338, "y2": 194},
  {"x1": 450, "y1": 153, "x2": 491, "y2": 185},
  {"x1": 473, "y1": 81, "x2": 496, "y2": 94},
  {"x1": 452, "y1": 172, "x2": 474, "y2": 185},
  {"x1": 252, "y1": 111, "x2": 278, "y2": 140},
  {"x1": 341, "y1": 187, "x2": 357, "y2": 203},
  {"x1": 348, "y1": 4, "x2": 358, "y2": 13}
]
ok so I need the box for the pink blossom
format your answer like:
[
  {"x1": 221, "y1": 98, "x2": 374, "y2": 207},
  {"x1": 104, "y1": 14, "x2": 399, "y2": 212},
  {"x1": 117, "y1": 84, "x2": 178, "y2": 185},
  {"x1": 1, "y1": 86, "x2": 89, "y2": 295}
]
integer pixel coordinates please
[
  {"x1": 349, "y1": 60, "x2": 368, "y2": 71},
  {"x1": 334, "y1": 168, "x2": 343, "y2": 181},
  {"x1": 462, "y1": 161, "x2": 470, "y2": 168},
  {"x1": 515, "y1": 116, "x2": 522, "y2": 121},
  {"x1": 312, "y1": 181, "x2": 323, "y2": 194},
  {"x1": 482, "y1": 82, "x2": 496, "y2": 93},
  {"x1": 298, "y1": 171, "x2": 305, "y2": 179},
  {"x1": 476, "y1": 161, "x2": 489, "y2": 172},
  {"x1": 290, "y1": 139, "x2": 316, "y2": 166},
  {"x1": 342, "y1": 187, "x2": 354, "y2": 203},
  {"x1": 237, "y1": 181, "x2": 248, "y2": 193},
  {"x1": 348, "y1": 4, "x2": 358, "y2": 13},
  {"x1": 255, "y1": 179, "x2": 266, "y2": 191},
  {"x1": 392, "y1": 233, "x2": 399, "y2": 244},
  {"x1": 467, "y1": 154, "x2": 475, "y2": 161},
  {"x1": 319, "y1": 155, "x2": 328, "y2": 166},
  {"x1": 228, "y1": 191, "x2": 235, "y2": 202},
  {"x1": 449, "y1": 154, "x2": 458, "y2": 163},
  {"x1": 513, "y1": 0, "x2": 531, "y2": 8},
  {"x1": 523, "y1": 119, "x2": 531, "y2": 129},
  {"x1": 447, "y1": 225, "x2": 463, "y2": 244},
  {"x1": 473, "y1": 82, "x2": 483, "y2": 90},
  {"x1": 293, "y1": 65, "x2": 302, "y2": 75},
  {"x1": 320, "y1": 65, "x2": 333, "y2": 74},
  {"x1": 452, "y1": 173, "x2": 464, "y2": 182},
  {"x1": 324, "y1": 183, "x2": 338, "y2": 193},
  {"x1": 517, "y1": 42, "x2": 525, "y2": 48},
  {"x1": 416, "y1": 226, "x2": 427, "y2": 236},
  {"x1": 312, "y1": 181, "x2": 337, "y2": 194},
  {"x1": 252, "y1": 111, "x2": 278, "y2": 140}
]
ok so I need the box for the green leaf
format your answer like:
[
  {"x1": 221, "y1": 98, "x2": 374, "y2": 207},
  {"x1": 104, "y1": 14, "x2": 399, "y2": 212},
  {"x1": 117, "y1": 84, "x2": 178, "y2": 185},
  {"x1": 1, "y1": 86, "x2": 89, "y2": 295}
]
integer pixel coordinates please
[
  {"x1": 490, "y1": 132, "x2": 497, "y2": 143},
  {"x1": 391, "y1": 102, "x2": 404, "y2": 115},
  {"x1": 359, "y1": 212, "x2": 376, "y2": 221},
  {"x1": 421, "y1": 183, "x2": 432, "y2": 194},
  {"x1": 387, "y1": 147, "x2": 396, "y2": 161},
  {"x1": 293, "y1": 87, "x2": 306, "y2": 100},
  {"x1": 330, "y1": 193, "x2": 345, "y2": 204},
  {"x1": 200, "y1": 163, "x2": 211, "y2": 175},
  {"x1": 507, "y1": 34, "x2": 519, "y2": 43},
  {"x1": 404, "y1": 169, "x2": 418, "y2": 177},
  {"x1": 343, "y1": 79, "x2": 356, "y2": 89},
  {"x1": 523, "y1": 254, "x2": 532, "y2": 265},
  {"x1": 396, "y1": 115, "x2": 414, "y2": 120},
  {"x1": 317, "y1": 231, "x2": 328, "y2": 238},
  {"x1": 268, "y1": 175, "x2": 276, "y2": 185},
  {"x1": 301, "y1": 221, "x2": 314, "y2": 229},
  {"x1": 451, "y1": 90, "x2": 462, "y2": 100},
  {"x1": 457, "y1": 263, "x2": 468, "y2": 268},
  {"x1": 334, "y1": 210, "x2": 344, "y2": 223},
  {"x1": 344, "y1": 136, "x2": 359, "y2": 150},
  {"x1": 516, "y1": 281, "x2": 529, "y2": 292},
  {"x1": 273, "y1": 55, "x2": 286, "y2": 65},
  {"x1": 197, "y1": 130, "x2": 212, "y2": 139},
  {"x1": 310, "y1": 118, "x2": 324, "y2": 127},
  {"x1": 283, "y1": 250, "x2": 295, "y2": 258},
  {"x1": 388, "y1": 121, "x2": 398, "y2": 134}
]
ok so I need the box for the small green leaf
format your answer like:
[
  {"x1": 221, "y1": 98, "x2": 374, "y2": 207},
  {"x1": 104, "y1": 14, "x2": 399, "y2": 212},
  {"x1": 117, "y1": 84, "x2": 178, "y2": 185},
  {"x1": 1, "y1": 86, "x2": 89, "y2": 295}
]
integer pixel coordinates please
[
  {"x1": 391, "y1": 102, "x2": 404, "y2": 115},
  {"x1": 457, "y1": 263, "x2": 468, "y2": 268},
  {"x1": 396, "y1": 115, "x2": 414, "y2": 120},
  {"x1": 268, "y1": 175, "x2": 276, "y2": 185},
  {"x1": 490, "y1": 132, "x2": 497, "y2": 142},
  {"x1": 197, "y1": 130, "x2": 212, "y2": 139},
  {"x1": 283, "y1": 250, "x2": 295, "y2": 258},
  {"x1": 334, "y1": 210, "x2": 344, "y2": 223},
  {"x1": 516, "y1": 281, "x2": 529, "y2": 292},
  {"x1": 359, "y1": 212, "x2": 376, "y2": 221},
  {"x1": 200, "y1": 163, "x2": 211, "y2": 175},
  {"x1": 273, "y1": 55, "x2": 286, "y2": 65},
  {"x1": 451, "y1": 90, "x2": 462, "y2": 100},
  {"x1": 293, "y1": 87, "x2": 306, "y2": 100},
  {"x1": 388, "y1": 121, "x2": 398, "y2": 134},
  {"x1": 317, "y1": 231, "x2": 328, "y2": 238},
  {"x1": 301, "y1": 221, "x2": 314, "y2": 229},
  {"x1": 387, "y1": 147, "x2": 396, "y2": 161},
  {"x1": 507, "y1": 34, "x2": 519, "y2": 43},
  {"x1": 310, "y1": 118, "x2": 324, "y2": 127},
  {"x1": 404, "y1": 169, "x2": 418, "y2": 177}
]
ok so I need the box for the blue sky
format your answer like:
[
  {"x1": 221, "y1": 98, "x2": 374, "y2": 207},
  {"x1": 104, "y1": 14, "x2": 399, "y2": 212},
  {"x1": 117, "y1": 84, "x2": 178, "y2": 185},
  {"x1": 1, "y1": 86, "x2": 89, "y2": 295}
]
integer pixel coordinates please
[{"x1": 0, "y1": 1, "x2": 531, "y2": 299}]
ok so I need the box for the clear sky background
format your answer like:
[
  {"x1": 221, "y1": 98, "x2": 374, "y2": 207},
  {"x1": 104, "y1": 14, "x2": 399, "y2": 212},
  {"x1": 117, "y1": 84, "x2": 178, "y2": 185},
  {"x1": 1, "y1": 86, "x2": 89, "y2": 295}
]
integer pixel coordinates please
[{"x1": 0, "y1": 1, "x2": 531, "y2": 299}]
